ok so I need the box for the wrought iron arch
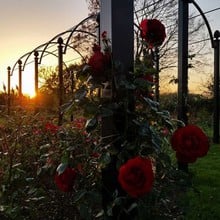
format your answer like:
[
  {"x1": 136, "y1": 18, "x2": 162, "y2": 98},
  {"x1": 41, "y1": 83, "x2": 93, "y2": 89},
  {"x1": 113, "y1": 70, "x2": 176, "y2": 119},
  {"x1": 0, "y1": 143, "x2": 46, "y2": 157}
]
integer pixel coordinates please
[{"x1": 10, "y1": 14, "x2": 98, "y2": 76}]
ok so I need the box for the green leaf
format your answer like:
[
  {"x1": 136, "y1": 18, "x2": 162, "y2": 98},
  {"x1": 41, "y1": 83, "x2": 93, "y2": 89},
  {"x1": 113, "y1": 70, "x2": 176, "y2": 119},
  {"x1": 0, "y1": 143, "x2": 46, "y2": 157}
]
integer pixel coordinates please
[
  {"x1": 127, "y1": 202, "x2": 138, "y2": 212},
  {"x1": 79, "y1": 204, "x2": 91, "y2": 220},
  {"x1": 138, "y1": 122, "x2": 151, "y2": 137},
  {"x1": 100, "y1": 152, "x2": 111, "y2": 167},
  {"x1": 60, "y1": 100, "x2": 74, "y2": 114},
  {"x1": 39, "y1": 144, "x2": 50, "y2": 150},
  {"x1": 56, "y1": 163, "x2": 68, "y2": 175},
  {"x1": 73, "y1": 190, "x2": 87, "y2": 203},
  {"x1": 164, "y1": 119, "x2": 174, "y2": 130},
  {"x1": 95, "y1": 210, "x2": 104, "y2": 218},
  {"x1": 74, "y1": 86, "x2": 88, "y2": 102},
  {"x1": 143, "y1": 96, "x2": 159, "y2": 111},
  {"x1": 85, "y1": 117, "x2": 98, "y2": 133},
  {"x1": 61, "y1": 152, "x2": 69, "y2": 164},
  {"x1": 158, "y1": 152, "x2": 172, "y2": 167}
]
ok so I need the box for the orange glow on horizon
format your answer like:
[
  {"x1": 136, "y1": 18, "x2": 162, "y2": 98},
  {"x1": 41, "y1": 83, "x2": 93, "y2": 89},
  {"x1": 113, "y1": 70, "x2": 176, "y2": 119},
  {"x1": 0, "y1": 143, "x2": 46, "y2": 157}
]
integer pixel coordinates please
[{"x1": 22, "y1": 88, "x2": 36, "y2": 98}]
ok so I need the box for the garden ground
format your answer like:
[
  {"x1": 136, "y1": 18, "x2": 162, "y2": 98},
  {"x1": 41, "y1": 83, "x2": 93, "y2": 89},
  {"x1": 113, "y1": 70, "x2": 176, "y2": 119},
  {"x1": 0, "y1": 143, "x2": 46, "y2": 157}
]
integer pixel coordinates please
[
  {"x1": 0, "y1": 93, "x2": 219, "y2": 219},
  {"x1": 183, "y1": 143, "x2": 220, "y2": 219}
]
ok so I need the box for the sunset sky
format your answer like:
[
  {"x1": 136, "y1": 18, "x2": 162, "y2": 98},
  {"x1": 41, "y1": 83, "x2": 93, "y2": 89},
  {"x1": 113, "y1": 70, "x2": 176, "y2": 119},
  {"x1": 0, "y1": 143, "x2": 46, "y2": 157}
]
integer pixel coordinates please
[
  {"x1": 0, "y1": 0, "x2": 220, "y2": 96},
  {"x1": 0, "y1": 0, "x2": 89, "y2": 96}
]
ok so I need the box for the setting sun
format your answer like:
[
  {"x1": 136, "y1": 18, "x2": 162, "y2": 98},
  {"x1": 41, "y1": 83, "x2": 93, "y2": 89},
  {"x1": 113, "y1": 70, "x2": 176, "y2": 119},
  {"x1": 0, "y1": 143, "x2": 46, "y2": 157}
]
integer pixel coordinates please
[
  {"x1": 9, "y1": 65, "x2": 36, "y2": 98},
  {"x1": 22, "y1": 84, "x2": 36, "y2": 98}
]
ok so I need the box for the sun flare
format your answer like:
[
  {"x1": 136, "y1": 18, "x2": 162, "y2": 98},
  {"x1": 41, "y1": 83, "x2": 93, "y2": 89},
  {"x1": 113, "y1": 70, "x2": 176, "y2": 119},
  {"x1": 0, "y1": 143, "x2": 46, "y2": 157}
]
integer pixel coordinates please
[{"x1": 23, "y1": 86, "x2": 36, "y2": 98}]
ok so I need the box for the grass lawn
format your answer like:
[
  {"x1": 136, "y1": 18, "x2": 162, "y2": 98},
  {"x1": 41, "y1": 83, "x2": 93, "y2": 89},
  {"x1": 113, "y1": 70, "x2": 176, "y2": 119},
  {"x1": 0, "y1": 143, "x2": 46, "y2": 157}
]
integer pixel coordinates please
[{"x1": 183, "y1": 143, "x2": 220, "y2": 219}]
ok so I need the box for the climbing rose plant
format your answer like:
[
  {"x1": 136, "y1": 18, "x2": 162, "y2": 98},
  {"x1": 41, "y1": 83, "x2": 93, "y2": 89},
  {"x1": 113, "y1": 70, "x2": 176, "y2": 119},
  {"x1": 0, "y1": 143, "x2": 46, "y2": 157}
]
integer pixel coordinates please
[
  {"x1": 52, "y1": 18, "x2": 209, "y2": 219},
  {"x1": 0, "y1": 16, "x2": 210, "y2": 220}
]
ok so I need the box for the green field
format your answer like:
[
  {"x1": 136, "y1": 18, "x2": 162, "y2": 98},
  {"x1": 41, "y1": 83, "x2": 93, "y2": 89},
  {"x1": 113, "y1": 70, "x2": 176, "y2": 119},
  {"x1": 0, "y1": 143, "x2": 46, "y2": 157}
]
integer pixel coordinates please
[{"x1": 183, "y1": 143, "x2": 220, "y2": 219}]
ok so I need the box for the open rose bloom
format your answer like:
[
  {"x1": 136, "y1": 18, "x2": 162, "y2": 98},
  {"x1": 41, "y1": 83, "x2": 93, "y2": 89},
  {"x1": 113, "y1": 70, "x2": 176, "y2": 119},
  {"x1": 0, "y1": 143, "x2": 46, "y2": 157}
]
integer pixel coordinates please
[
  {"x1": 88, "y1": 41, "x2": 111, "y2": 82},
  {"x1": 118, "y1": 156, "x2": 154, "y2": 198},
  {"x1": 171, "y1": 125, "x2": 210, "y2": 163},
  {"x1": 140, "y1": 18, "x2": 166, "y2": 48},
  {"x1": 54, "y1": 167, "x2": 77, "y2": 192}
]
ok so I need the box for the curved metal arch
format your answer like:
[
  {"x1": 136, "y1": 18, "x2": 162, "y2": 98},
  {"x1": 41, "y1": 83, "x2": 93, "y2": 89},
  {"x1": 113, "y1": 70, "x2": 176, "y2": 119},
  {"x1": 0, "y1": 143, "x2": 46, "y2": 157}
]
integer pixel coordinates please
[
  {"x1": 23, "y1": 41, "x2": 55, "y2": 67},
  {"x1": 190, "y1": 0, "x2": 214, "y2": 48},
  {"x1": 39, "y1": 14, "x2": 98, "y2": 61},
  {"x1": 10, "y1": 14, "x2": 98, "y2": 77},
  {"x1": 10, "y1": 39, "x2": 87, "y2": 76},
  {"x1": 35, "y1": 50, "x2": 70, "y2": 70},
  {"x1": 38, "y1": 41, "x2": 59, "y2": 63},
  {"x1": 38, "y1": 40, "x2": 88, "y2": 64},
  {"x1": 11, "y1": 49, "x2": 71, "y2": 76},
  {"x1": 10, "y1": 42, "x2": 58, "y2": 76},
  {"x1": 64, "y1": 14, "x2": 98, "y2": 53},
  {"x1": 64, "y1": 44, "x2": 87, "y2": 63},
  {"x1": 23, "y1": 42, "x2": 57, "y2": 70},
  {"x1": 64, "y1": 29, "x2": 98, "y2": 54}
]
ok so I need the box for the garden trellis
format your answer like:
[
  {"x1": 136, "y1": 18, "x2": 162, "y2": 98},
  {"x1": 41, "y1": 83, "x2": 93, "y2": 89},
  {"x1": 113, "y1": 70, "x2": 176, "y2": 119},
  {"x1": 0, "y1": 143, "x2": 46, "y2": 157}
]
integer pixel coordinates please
[
  {"x1": 178, "y1": 0, "x2": 220, "y2": 144},
  {"x1": 4, "y1": 0, "x2": 219, "y2": 149},
  {"x1": 0, "y1": 1, "x2": 214, "y2": 219},
  {"x1": 2, "y1": 0, "x2": 218, "y2": 163},
  {"x1": 6, "y1": 14, "x2": 98, "y2": 122}
]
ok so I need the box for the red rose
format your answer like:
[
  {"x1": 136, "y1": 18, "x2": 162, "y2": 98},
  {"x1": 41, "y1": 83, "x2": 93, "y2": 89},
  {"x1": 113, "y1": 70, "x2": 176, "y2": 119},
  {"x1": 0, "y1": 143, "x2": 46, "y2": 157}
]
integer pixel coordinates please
[
  {"x1": 73, "y1": 117, "x2": 86, "y2": 129},
  {"x1": 142, "y1": 74, "x2": 154, "y2": 83},
  {"x1": 45, "y1": 122, "x2": 59, "y2": 134},
  {"x1": 171, "y1": 125, "x2": 209, "y2": 163},
  {"x1": 54, "y1": 167, "x2": 76, "y2": 192},
  {"x1": 118, "y1": 156, "x2": 154, "y2": 198},
  {"x1": 140, "y1": 18, "x2": 166, "y2": 48},
  {"x1": 88, "y1": 44, "x2": 106, "y2": 77}
]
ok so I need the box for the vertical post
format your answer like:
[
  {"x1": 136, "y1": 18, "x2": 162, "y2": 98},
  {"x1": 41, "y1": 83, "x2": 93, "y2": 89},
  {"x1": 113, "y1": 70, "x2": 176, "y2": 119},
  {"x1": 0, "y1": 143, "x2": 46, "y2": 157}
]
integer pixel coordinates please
[
  {"x1": 100, "y1": 0, "x2": 134, "y2": 218},
  {"x1": 7, "y1": 66, "x2": 11, "y2": 114},
  {"x1": 178, "y1": 0, "x2": 189, "y2": 172},
  {"x1": 70, "y1": 70, "x2": 74, "y2": 121},
  {"x1": 213, "y1": 30, "x2": 220, "y2": 143},
  {"x1": 58, "y1": 37, "x2": 64, "y2": 125},
  {"x1": 18, "y1": 60, "x2": 23, "y2": 98},
  {"x1": 154, "y1": 47, "x2": 160, "y2": 102},
  {"x1": 34, "y1": 51, "x2": 39, "y2": 111},
  {"x1": 100, "y1": 0, "x2": 134, "y2": 72},
  {"x1": 100, "y1": 0, "x2": 134, "y2": 138},
  {"x1": 178, "y1": 0, "x2": 189, "y2": 124},
  {"x1": 34, "y1": 51, "x2": 39, "y2": 97}
]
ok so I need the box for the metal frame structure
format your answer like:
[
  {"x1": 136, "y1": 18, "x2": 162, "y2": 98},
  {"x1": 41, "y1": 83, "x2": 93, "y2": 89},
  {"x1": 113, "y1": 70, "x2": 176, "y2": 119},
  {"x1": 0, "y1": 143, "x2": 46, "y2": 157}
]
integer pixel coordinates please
[
  {"x1": 7, "y1": 15, "x2": 98, "y2": 122},
  {"x1": 178, "y1": 0, "x2": 219, "y2": 145}
]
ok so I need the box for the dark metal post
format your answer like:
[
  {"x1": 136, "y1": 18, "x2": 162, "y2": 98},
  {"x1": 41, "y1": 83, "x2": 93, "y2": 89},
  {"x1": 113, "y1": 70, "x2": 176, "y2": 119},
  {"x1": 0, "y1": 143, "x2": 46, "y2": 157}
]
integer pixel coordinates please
[
  {"x1": 213, "y1": 30, "x2": 220, "y2": 143},
  {"x1": 178, "y1": 0, "x2": 189, "y2": 125},
  {"x1": 100, "y1": 0, "x2": 134, "y2": 139},
  {"x1": 34, "y1": 51, "x2": 39, "y2": 111},
  {"x1": 178, "y1": 0, "x2": 189, "y2": 172},
  {"x1": 70, "y1": 70, "x2": 74, "y2": 122},
  {"x1": 100, "y1": 1, "x2": 134, "y2": 218},
  {"x1": 34, "y1": 51, "x2": 39, "y2": 97},
  {"x1": 155, "y1": 47, "x2": 160, "y2": 102},
  {"x1": 189, "y1": 1, "x2": 219, "y2": 143},
  {"x1": 18, "y1": 60, "x2": 22, "y2": 99},
  {"x1": 58, "y1": 37, "x2": 64, "y2": 125},
  {"x1": 7, "y1": 66, "x2": 11, "y2": 114},
  {"x1": 100, "y1": 0, "x2": 134, "y2": 72}
]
